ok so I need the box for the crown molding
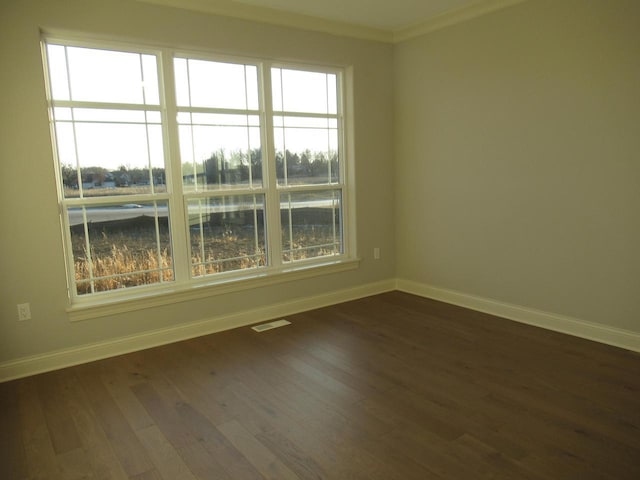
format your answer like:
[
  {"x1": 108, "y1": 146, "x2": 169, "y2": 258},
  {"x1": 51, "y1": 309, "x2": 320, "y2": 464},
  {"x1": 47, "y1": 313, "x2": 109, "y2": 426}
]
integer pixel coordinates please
[
  {"x1": 135, "y1": 0, "x2": 527, "y2": 44},
  {"x1": 393, "y1": 0, "x2": 528, "y2": 43},
  {"x1": 135, "y1": 0, "x2": 393, "y2": 43}
]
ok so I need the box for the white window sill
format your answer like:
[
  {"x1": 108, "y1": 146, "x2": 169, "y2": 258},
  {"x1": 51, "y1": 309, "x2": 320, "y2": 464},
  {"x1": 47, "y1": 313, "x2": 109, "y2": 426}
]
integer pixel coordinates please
[{"x1": 67, "y1": 257, "x2": 360, "y2": 322}]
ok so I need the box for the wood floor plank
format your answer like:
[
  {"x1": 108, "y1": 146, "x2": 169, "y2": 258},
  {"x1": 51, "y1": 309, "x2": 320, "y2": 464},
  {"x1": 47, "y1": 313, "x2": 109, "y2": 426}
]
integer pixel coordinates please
[
  {"x1": 217, "y1": 419, "x2": 299, "y2": 480},
  {"x1": 254, "y1": 428, "x2": 330, "y2": 480},
  {"x1": 359, "y1": 385, "x2": 465, "y2": 441},
  {"x1": 135, "y1": 425, "x2": 197, "y2": 480},
  {"x1": 57, "y1": 373, "x2": 129, "y2": 480},
  {"x1": 130, "y1": 382, "x2": 199, "y2": 450},
  {"x1": 75, "y1": 364, "x2": 156, "y2": 477},
  {"x1": 237, "y1": 332, "x2": 395, "y2": 438},
  {"x1": 0, "y1": 381, "x2": 29, "y2": 480},
  {"x1": 162, "y1": 366, "x2": 234, "y2": 428},
  {"x1": 227, "y1": 379, "x2": 396, "y2": 479},
  {"x1": 129, "y1": 469, "x2": 164, "y2": 480},
  {"x1": 55, "y1": 447, "x2": 94, "y2": 480},
  {"x1": 17, "y1": 377, "x2": 62, "y2": 480},
  {"x1": 100, "y1": 362, "x2": 155, "y2": 433},
  {"x1": 36, "y1": 371, "x2": 83, "y2": 455},
  {"x1": 174, "y1": 442, "x2": 232, "y2": 480},
  {"x1": 174, "y1": 401, "x2": 265, "y2": 480},
  {"x1": 355, "y1": 432, "x2": 447, "y2": 480},
  {"x1": 1, "y1": 292, "x2": 639, "y2": 479},
  {"x1": 389, "y1": 423, "x2": 486, "y2": 479},
  {"x1": 258, "y1": 321, "x2": 394, "y2": 396},
  {"x1": 449, "y1": 433, "x2": 545, "y2": 480},
  {"x1": 275, "y1": 352, "x2": 364, "y2": 403}
]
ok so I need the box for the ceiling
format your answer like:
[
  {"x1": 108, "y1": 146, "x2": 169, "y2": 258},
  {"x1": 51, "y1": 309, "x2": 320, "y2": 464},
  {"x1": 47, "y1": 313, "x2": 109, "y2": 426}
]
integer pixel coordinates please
[
  {"x1": 137, "y1": 0, "x2": 526, "y2": 42},
  {"x1": 225, "y1": 0, "x2": 478, "y2": 31}
]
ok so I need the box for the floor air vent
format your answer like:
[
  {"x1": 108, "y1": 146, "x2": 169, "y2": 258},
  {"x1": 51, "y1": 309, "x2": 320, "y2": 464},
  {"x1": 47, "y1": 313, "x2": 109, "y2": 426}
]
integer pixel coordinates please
[{"x1": 251, "y1": 319, "x2": 291, "y2": 332}]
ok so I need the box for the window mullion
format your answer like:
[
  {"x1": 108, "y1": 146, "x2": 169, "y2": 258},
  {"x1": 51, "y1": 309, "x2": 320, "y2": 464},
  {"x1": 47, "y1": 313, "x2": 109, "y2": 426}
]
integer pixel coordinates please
[
  {"x1": 160, "y1": 50, "x2": 191, "y2": 285},
  {"x1": 261, "y1": 63, "x2": 283, "y2": 269},
  {"x1": 51, "y1": 100, "x2": 161, "y2": 111},
  {"x1": 338, "y1": 70, "x2": 354, "y2": 257}
]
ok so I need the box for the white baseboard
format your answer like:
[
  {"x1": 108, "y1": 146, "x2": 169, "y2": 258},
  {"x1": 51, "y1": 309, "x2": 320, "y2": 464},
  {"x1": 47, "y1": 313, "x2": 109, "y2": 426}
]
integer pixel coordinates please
[
  {"x1": 0, "y1": 279, "x2": 396, "y2": 383},
  {"x1": 396, "y1": 279, "x2": 640, "y2": 353}
]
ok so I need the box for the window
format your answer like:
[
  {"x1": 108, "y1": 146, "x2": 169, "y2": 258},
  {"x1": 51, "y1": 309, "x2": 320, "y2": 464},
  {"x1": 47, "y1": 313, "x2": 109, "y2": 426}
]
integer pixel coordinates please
[
  {"x1": 43, "y1": 38, "x2": 352, "y2": 305},
  {"x1": 271, "y1": 67, "x2": 343, "y2": 262}
]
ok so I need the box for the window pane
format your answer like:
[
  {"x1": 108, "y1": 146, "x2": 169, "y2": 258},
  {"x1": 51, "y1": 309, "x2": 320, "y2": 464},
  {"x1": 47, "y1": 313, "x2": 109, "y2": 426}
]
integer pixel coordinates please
[
  {"x1": 174, "y1": 58, "x2": 190, "y2": 106},
  {"x1": 68, "y1": 202, "x2": 173, "y2": 295},
  {"x1": 54, "y1": 107, "x2": 73, "y2": 121},
  {"x1": 179, "y1": 112, "x2": 260, "y2": 127},
  {"x1": 73, "y1": 108, "x2": 147, "y2": 123},
  {"x1": 271, "y1": 68, "x2": 337, "y2": 114},
  {"x1": 59, "y1": 46, "x2": 158, "y2": 105},
  {"x1": 275, "y1": 116, "x2": 338, "y2": 129},
  {"x1": 174, "y1": 58, "x2": 259, "y2": 110},
  {"x1": 188, "y1": 195, "x2": 266, "y2": 276},
  {"x1": 141, "y1": 54, "x2": 160, "y2": 104},
  {"x1": 47, "y1": 45, "x2": 71, "y2": 101},
  {"x1": 56, "y1": 114, "x2": 165, "y2": 198},
  {"x1": 274, "y1": 116, "x2": 339, "y2": 186},
  {"x1": 280, "y1": 190, "x2": 342, "y2": 262},
  {"x1": 146, "y1": 111, "x2": 161, "y2": 123},
  {"x1": 178, "y1": 118, "x2": 262, "y2": 191},
  {"x1": 55, "y1": 122, "x2": 79, "y2": 193}
]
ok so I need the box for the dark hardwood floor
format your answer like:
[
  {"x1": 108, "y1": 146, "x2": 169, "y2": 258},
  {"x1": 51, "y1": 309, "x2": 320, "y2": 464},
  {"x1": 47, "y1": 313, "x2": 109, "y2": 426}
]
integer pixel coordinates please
[{"x1": 1, "y1": 292, "x2": 639, "y2": 479}]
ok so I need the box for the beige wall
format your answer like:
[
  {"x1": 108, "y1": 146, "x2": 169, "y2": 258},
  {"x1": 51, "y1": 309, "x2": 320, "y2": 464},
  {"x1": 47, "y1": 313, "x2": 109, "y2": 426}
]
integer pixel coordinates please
[
  {"x1": 395, "y1": 0, "x2": 640, "y2": 332},
  {"x1": 0, "y1": 0, "x2": 395, "y2": 364}
]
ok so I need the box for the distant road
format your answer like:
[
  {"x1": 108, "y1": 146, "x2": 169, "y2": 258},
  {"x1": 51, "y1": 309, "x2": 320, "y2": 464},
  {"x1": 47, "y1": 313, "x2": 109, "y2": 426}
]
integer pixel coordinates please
[
  {"x1": 67, "y1": 199, "x2": 336, "y2": 226},
  {"x1": 68, "y1": 205, "x2": 166, "y2": 226}
]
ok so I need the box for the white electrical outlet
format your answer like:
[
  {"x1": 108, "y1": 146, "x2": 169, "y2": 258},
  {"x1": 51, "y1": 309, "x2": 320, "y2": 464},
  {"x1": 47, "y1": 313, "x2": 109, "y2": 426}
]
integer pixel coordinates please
[
  {"x1": 373, "y1": 247, "x2": 381, "y2": 260},
  {"x1": 17, "y1": 303, "x2": 31, "y2": 321}
]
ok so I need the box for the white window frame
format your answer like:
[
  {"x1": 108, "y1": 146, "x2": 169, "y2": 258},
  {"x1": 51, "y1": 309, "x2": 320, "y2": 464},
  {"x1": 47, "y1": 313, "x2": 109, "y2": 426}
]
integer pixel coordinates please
[{"x1": 41, "y1": 36, "x2": 358, "y2": 320}]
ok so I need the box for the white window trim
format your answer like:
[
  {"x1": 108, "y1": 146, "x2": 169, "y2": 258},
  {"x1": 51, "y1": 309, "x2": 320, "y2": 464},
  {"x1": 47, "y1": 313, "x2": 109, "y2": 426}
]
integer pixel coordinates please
[{"x1": 41, "y1": 35, "x2": 358, "y2": 318}]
